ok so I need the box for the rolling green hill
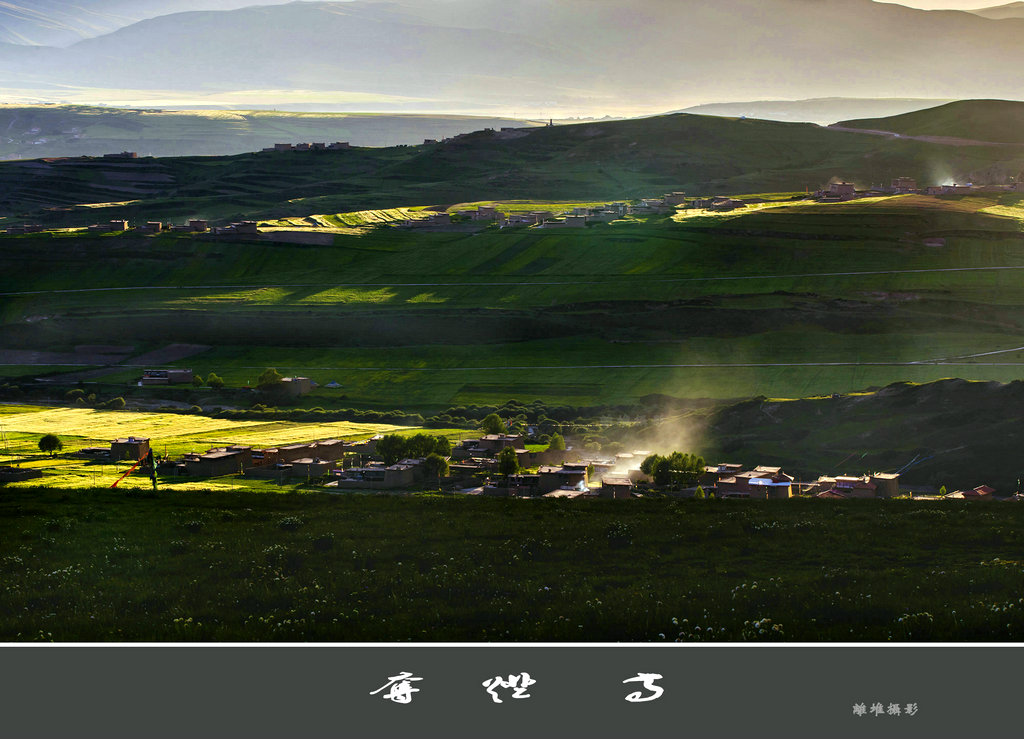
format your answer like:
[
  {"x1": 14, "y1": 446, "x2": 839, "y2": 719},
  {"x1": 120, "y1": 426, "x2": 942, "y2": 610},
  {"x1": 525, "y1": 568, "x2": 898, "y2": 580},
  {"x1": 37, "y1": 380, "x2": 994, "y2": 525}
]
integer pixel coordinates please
[
  {"x1": 838, "y1": 99, "x2": 1024, "y2": 144},
  {"x1": 693, "y1": 378, "x2": 1024, "y2": 493},
  {"x1": 1, "y1": 112, "x2": 1022, "y2": 226}
]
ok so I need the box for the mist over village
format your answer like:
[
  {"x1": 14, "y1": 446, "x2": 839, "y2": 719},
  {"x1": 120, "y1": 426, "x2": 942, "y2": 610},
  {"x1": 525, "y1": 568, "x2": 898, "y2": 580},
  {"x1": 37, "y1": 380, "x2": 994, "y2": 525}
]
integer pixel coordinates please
[{"x1": 2, "y1": 0, "x2": 1024, "y2": 647}]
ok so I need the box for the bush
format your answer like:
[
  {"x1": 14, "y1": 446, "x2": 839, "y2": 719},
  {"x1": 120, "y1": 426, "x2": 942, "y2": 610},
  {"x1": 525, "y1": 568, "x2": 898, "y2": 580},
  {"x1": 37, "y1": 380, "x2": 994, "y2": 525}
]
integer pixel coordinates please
[{"x1": 206, "y1": 373, "x2": 225, "y2": 390}]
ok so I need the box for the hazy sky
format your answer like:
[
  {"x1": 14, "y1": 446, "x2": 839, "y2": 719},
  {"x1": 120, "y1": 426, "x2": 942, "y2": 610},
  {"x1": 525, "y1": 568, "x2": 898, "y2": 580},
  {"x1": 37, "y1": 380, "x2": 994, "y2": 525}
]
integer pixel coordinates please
[{"x1": 875, "y1": 1, "x2": 1007, "y2": 8}]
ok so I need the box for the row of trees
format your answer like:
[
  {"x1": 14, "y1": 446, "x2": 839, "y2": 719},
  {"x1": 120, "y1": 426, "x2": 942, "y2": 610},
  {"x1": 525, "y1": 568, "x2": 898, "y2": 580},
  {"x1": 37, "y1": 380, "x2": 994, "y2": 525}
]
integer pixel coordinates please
[
  {"x1": 191, "y1": 373, "x2": 224, "y2": 389},
  {"x1": 376, "y1": 433, "x2": 452, "y2": 465},
  {"x1": 640, "y1": 452, "x2": 705, "y2": 488}
]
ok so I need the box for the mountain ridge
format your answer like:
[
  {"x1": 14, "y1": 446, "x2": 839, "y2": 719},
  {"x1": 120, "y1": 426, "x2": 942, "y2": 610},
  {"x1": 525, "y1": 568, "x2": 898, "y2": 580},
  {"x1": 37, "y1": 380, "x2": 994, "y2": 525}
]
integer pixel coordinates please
[{"x1": 1, "y1": 1, "x2": 1024, "y2": 115}]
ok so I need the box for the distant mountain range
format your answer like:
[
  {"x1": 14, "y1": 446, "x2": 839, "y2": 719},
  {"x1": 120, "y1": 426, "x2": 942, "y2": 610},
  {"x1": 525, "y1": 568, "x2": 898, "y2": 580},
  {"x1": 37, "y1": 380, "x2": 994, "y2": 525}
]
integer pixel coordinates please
[
  {"x1": 970, "y1": 2, "x2": 1024, "y2": 20},
  {"x1": 0, "y1": 1, "x2": 1022, "y2": 115},
  {"x1": 0, "y1": 1, "x2": 288, "y2": 46}
]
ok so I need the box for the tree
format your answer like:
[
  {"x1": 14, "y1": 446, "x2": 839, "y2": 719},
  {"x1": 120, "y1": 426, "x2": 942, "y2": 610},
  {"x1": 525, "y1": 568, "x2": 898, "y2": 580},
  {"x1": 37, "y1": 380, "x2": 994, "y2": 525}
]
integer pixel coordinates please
[
  {"x1": 423, "y1": 453, "x2": 449, "y2": 490},
  {"x1": 192, "y1": 375, "x2": 204, "y2": 387},
  {"x1": 38, "y1": 434, "x2": 62, "y2": 457},
  {"x1": 405, "y1": 429, "x2": 442, "y2": 458},
  {"x1": 206, "y1": 373, "x2": 225, "y2": 390},
  {"x1": 481, "y1": 413, "x2": 506, "y2": 436},
  {"x1": 549, "y1": 433, "x2": 566, "y2": 451},
  {"x1": 640, "y1": 454, "x2": 665, "y2": 476},
  {"x1": 105, "y1": 397, "x2": 126, "y2": 410},
  {"x1": 257, "y1": 367, "x2": 284, "y2": 389},
  {"x1": 643, "y1": 451, "x2": 705, "y2": 488},
  {"x1": 376, "y1": 434, "x2": 407, "y2": 465},
  {"x1": 497, "y1": 447, "x2": 520, "y2": 478},
  {"x1": 432, "y1": 435, "x2": 452, "y2": 456}
]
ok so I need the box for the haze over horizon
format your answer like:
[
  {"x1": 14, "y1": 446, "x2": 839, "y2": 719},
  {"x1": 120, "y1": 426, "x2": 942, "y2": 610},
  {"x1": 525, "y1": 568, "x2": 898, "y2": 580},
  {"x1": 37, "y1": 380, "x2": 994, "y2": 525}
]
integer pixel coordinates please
[{"x1": 0, "y1": 0, "x2": 1022, "y2": 118}]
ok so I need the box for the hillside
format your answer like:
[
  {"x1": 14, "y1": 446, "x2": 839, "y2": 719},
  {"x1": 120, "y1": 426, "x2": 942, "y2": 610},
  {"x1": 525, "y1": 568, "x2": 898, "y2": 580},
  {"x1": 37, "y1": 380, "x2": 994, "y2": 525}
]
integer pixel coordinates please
[
  {"x1": 837, "y1": 99, "x2": 1024, "y2": 144},
  {"x1": 700, "y1": 379, "x2": 1024, "y2": 493},
  {"x1": 3, "y1": 0, "x2": 1024, "y2": 114},
  {"x1": 1, "y1": 112, "x2": 1022, "y2": 225},
  {"x1": 676, "y1": 98, "x2": 955, "y2": 125},
  {"x1": 971, "y1": 2, "x2": 1024, "y2": 20},
  {"x1": 0, "y1": 105, "x2": 540, "y2": 159}
]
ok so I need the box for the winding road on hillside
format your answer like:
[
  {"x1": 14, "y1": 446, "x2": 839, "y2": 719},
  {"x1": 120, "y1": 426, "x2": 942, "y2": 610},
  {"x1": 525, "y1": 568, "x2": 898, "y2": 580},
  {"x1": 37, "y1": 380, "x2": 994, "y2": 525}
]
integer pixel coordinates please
[{"x1": 827, "y1": 125, "x2": 1024, "y2": 148}]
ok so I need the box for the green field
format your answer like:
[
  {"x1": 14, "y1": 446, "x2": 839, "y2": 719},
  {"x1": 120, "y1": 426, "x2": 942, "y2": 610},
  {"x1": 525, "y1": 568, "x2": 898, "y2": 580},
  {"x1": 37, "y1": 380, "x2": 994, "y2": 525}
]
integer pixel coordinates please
[
  {"x1": 0, "y1": 405, "x2": 461, "y2": 493},
  {"x1": 3, "y1": 193, "x2": 1024, "y2": 414},
  {"x1": 3, "y1": 488, "x2": 1024, "y2": 642}
]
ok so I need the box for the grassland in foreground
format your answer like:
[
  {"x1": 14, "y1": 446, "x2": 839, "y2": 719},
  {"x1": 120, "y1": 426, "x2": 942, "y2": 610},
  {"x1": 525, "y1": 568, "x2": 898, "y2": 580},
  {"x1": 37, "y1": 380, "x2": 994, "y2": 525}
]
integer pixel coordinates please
[{"x1": 3, "y1": 488, "x2": 1024, "y2": 642}]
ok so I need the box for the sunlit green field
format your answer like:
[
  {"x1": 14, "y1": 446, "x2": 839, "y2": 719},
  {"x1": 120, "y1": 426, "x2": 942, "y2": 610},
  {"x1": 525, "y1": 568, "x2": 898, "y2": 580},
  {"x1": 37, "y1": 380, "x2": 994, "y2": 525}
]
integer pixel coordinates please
[
  {"x1": 2, "y1": 193, "x2": 1024, "y2": 410},
  {"x1": 0, "y1": 404, "x2": 450, "y2": 492}
]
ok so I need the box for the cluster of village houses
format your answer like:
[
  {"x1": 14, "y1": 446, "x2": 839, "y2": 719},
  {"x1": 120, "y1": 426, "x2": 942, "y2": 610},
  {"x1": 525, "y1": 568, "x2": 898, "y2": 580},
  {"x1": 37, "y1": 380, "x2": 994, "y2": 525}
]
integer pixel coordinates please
[
  {"x1": 2, "y1": 218, "x2": 258, "y2": 237},
  {"x1": 262, "y1": 142, "x2": 352, "y2": 152},
  {"x1": 3, "y1": 174, "x2": 1021, "y2": 237},
  {"x1": 819, "y1": 177, "x2": 1024, "y2": 202},
  {"x1": 62, "y1": 429, "x2": 1010, "y2": 501}
]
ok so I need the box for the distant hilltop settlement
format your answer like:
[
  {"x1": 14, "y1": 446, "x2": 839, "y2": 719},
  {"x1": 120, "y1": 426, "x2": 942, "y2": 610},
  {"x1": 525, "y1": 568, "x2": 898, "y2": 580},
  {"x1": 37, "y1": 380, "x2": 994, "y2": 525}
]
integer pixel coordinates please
[
  {"x1": 48, "y1": 429, "x2": 1010, "y2": 502},
  {"x1": 2, "y1": 173, "x2": 1020, "y2": 237}
]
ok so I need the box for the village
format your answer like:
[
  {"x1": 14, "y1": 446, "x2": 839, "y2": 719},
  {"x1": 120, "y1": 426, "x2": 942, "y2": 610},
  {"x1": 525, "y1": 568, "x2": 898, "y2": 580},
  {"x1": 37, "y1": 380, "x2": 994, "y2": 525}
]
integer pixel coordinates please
[
  {"x1": 2, "y1": 169, "x2": 1021, "y2": 237},
  {"x1": 12, "y1": 420, "x2": 1003, "y2": 503}
]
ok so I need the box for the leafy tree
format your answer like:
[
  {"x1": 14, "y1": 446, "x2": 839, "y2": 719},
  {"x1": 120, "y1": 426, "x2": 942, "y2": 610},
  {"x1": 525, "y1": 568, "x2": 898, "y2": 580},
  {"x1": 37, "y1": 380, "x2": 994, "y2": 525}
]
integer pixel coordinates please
[
  {"x1": 192, "y1": 375, "x2": 204, "y2": 387},
  {"x1": 432, "y1": 435, "x2": 452, "y2": 456},
  {"x1": 376, "y1": 434, "x2": 408, "y2": 465},
  {"x1": 405, "y1": 433, "x2": 444, "y2": 459},
  {"x1": 644, "y1": 451, "x2": 705, "y2": 488},
  {"x1": 640, "y1": 454, "x2": 665, "y2": 476},
  {"x1": 423, "y1": 453, "x2": 450, "y2": 490},
  {"x1": 481, "y1": 413, "x2": 506, "y2": 436},
  {"x1": 106, "y1": 397, "x2": 126, "y2": 410},
  {"x1": 693, "y1": 486, "x2": 705, "y2": 500},
  {"x1": 65, "y1": 388, "x2": 84, "y2": 401},
  {"x1": 257, "y1": 367, "x2": 284, "y2": 389},
  {"x1": 38, "y1": 434, "x2": 62, "y2": 457},
  {"x1": 939, "y1": 485, "x2": 948, "y2": 497},
  {"x1": 206, "y1": 373, "x2": 225, "y2": 390},
  {"x1": 497, "y1": 447, "x2": 520, "y2": 478},
  {"x1": 549, "y1": 433, "x2": 566, "y2": 451}
]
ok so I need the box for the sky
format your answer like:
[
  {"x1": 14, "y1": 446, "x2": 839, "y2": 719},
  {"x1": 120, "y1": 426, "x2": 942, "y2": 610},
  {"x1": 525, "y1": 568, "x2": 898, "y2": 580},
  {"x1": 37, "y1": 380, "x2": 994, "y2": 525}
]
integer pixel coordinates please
[{"x1": 875, "y1": 1, "x2": 1007, "y2": 8}]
